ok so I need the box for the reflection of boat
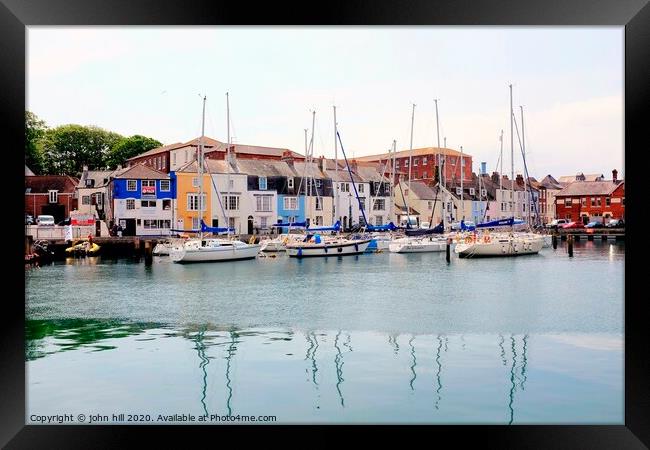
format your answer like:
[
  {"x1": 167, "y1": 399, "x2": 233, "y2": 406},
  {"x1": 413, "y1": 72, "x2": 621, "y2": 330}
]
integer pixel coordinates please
[{"x1": 65, "y1": 239, "x2": 100, "y2": 256}]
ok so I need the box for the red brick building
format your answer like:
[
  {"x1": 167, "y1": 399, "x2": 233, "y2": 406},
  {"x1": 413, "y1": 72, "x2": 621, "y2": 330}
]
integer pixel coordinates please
[
  {"x1": 25, "y1": 175, "x2": 79, "y2": 222},
  {"x1": 356, "y1": 147, "x2": 473, "y2": 186},
  {"x1": 127, "y1": 136, "x2": 304, "y2": 174},
  {"x1": 554, "y1": 170, "x2": 624, "y2": 223}
]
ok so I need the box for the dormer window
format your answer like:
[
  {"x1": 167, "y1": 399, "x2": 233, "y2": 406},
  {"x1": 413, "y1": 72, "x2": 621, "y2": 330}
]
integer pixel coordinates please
[
  {"x1": 481, "y1": 189, "x2": 487, "y2": 196},
  {"x1": 288, "y1": 178, "x2": 294, "y2": 189},
  {"x1": 85, "y1": 179, "x2": 95, "y2": 187},
  {"x1": 456, "y1": 187, "x2": 462, "y2": 195},
  {"x1": 469, "y1": 188, "x2": 475, "y2": 196},
  {"x1": 259, "y1": 176, "x2": 267, "y2": 190}
]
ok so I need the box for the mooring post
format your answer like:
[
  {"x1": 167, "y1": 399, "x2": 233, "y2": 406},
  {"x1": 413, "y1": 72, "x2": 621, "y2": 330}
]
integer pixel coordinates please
[
  {"x1": 25, "y1": 235, "x2": 33, "y2": 255},
  {"x1": 446, "y1": 237, "x2": 451, "y2": 263},
  {"x1": 144, "y1": 240, "x2": 153, "y2": 266},
  {"x1": 568, "y1": 234, "x2": 574, "y2": 257},
  {"x1": 134, "y1": 238, "x2": 141, "y2": 261},
  {"x1": 552, "y1": 233, "x2": 558, "y2": 249}
]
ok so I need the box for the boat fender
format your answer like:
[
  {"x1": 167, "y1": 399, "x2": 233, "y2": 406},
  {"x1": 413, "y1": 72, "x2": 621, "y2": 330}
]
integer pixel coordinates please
[
  {"x1": 483, "y1": 235, "x2": 491, "y2": 243},
  {"x1": 297, "y1": 247, "x2": 303, "y2": 257},
  {"x1": 354, "y1": 243, "x2": 359, "y2": 252},
  {"x1": 338, "y1": 247, "x2": 343, "y2": 253},
  {"x1": 282, "y1": 237, "x2": 289, "y2": 245},
  {"x1": 249, "y1": 236, "x2": 256, "y2": 245},
  {"x1": 465, "y1": 236, "x2": 473, "y2": 244},
  {"x1": 324, "y1": 246, "x2": 328, "y2": 253}
]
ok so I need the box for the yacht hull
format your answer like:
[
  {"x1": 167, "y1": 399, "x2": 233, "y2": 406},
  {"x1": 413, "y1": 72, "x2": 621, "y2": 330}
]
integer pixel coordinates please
[{"x1": 287, "y1": 240, "x2": 371, "y2": 258}]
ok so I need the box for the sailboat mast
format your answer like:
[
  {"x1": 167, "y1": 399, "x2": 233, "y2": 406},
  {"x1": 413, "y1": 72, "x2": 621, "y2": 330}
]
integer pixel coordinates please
[
  {"x1": 226, "y1": 92, "x2": 231, "y2": 234},
  {"x1": 509, "y1": 84, "x2": 514, "y2": 221},
  {"x1": 198, "y1": 95, "x2": 206, "y2": 239},
  {"x1": 434, "y1": 99, "x2": 444, "y2": 229},
  {"x1": 391, "y1": 139, "x2": 396, "y2": 224},
  {"x1": 520, "y1": 105, "x2": 531, "y2": 227},
  {"x1": 309, "y1": 110, "x2": 316, "y2": 226},
  {"x1": 333, "y1": 105, "x2": 338, "y2": 225},
  {"x1": 408, "y1": 103, "x2": 415, "y2": 193},
  {"x1": 460, "y1": 145, "x2": 464, "y2": 222}
]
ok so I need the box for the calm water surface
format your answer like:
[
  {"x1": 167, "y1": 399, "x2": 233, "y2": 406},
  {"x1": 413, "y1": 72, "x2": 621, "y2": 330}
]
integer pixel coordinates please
[{"x1": 26, "y1": 241, "x2": 624, "y2": 424}]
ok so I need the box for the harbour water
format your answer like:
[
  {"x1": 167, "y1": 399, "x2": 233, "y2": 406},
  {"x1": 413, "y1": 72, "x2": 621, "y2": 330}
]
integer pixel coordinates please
[{"x1": 25, "y1": 240, "x2": 624, "y2": 424}]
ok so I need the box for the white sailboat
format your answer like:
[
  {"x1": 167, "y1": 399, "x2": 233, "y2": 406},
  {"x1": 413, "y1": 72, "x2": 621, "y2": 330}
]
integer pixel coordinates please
[
  {"x1": 170, "y1": 95, "x2": 260, "y2": 263},
  {"x1": 286, "y1": 234, "x2": 372, "y2": 258},
  {"x1": 454, "y1": 85, "x2": 542, "y2": 258}
]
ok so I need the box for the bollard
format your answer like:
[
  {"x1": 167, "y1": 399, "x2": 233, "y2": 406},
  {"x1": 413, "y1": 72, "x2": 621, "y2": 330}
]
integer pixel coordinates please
[
  {"x1": 568, "y1": 235, "x2": 574, "y2": 257},
  {"x1": 552, "y1": 233, "x2": 558, "y2": 249},
  {"x1": 144, "y1": 240, "x2": 153, "y2": 266},
  {"x1": 446, "y1": 238, "x2": 451, "y2": 263}
]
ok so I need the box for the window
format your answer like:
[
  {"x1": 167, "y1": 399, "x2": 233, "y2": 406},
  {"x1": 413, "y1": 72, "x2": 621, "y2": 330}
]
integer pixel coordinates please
[
  {"x1": 82, "y1": 195, "x2": 91, "y2": 205},
  {"x1": 288, "y1": 215, "x2": 296, "y2": 224},
  {"x1": 288, "y1": 178, "x2": 294, "y2": 189},
  {"x1": 224, "y1": 195, "x2": 240, "y2": 211},
  {"x1": 127, "y1": 180, "x2": 137, "y2": 191},
  {"x1": 423, "y1": 157, "x2": 428, "y2": 164},
  {"x1": 85, "y1": 179, "x2": 94, "y2": 187},
  {"x1": 405, "y1": 160, "x2": 409, "y2": 167},
  {"x1": 461, "y1": 158, "x2": 466, "y2": 167},
  {"x1": 315, "y1": 179, "x2": 322, "y2": 188},
  {"x1": 141, "y1": 200, "x2": 157, "y2": 208},
  {"x1": 414, "y1": 158, "x2": 419, "y2": 166},
  {"x1": 160, "y1": 180, "x2": 170, "y2": 191},
  {"x1": 375, "y1": 216, "x2": 383, "y2": 226},
  {"x1": 564, "y1": 198, "x2": 572, "y2": 207},
  {"x1": 144, "y1": 219, "x2": 158, "y2": 229},
  {"x1": 126, "y1": 199, "x2": 136, "y2": 210},
  {"x1": 142, "y1": 180, "x2": 155, "y2": 188},
  {"x1": 606, "y1": 197, "x2": 611, "y2": 206},
  {"x1": 229, "y1": 179, "x2": 234, "y2": 189},
  {"x1": 622, "y1": 197, "x2": 625, "y2": 206},
  {"x1": 48, "y1": 190, "x2": 58, "y2": 203},
  {"x1": 284, "y1": 197, "x2": 298, "y2": 210},
  {"x1": 582, "y1": 197, "x2": 587, "y2": 207},
  {"x1": 256, "y1": 195, "x2": 272, "y2": 212},
  {"x1": 358, "y1": 184, "x2": 364, "y2": 193},
  {"x1": 372, "y1": 199, "x2": 385, "y2": 211},
  {"x1": 160, "y1": 220, "x2": 171, "y2": 229},
  {"x1": 359, "y1": 198, "x2": 366, "y2": 210},
  {"x1": 162, "y1": 199, "x2": 171, "y2": 210},
  {"x1": 259, "y1": 176, "x2": 267, "y2": 190},
  {"x1": 427, "y1": 201, "x2": 433, "y2": 210},
  {"x1": 481, "y1": 189, "x2": 487, "y2": 196},
  {"x1": 315, "y1": 216, "x2": 323, "y2": 226},
  {"x1": 456, "y1": 187, "x2": 462, "y2": 195},
  {"x1": 192, "y1": 217, "x2": 199, "y2": 230},
  {"x1": 158, "y1": 156, "x2": 162, "y2": 169},
  {"x1": 469, "y1": 188, "x2": 475, "y2": 196},
  {"x1": 192, "y1": 177, "x2": 199, "y2": 187},
  {"x1": 93, "y1": 193, "x2": 103, "y2": 206},
  {"x1": 187, "y1": 193, "x2": 206, "y2": 211},
  {"x1": 395, "y1": 160, "x2": 400, "y2": 167},
  {"x1": 590, "y1": 197, "x2": 595, "y2": 207},
  {"x1": 315, "y1": 197, "x2": 323, "y2": 211}
]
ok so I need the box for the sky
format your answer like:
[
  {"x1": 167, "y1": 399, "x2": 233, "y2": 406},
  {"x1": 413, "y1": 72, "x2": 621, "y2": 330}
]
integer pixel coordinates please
[{"x1": 27, "y1": 26, "x2": 623, "y2": 179}]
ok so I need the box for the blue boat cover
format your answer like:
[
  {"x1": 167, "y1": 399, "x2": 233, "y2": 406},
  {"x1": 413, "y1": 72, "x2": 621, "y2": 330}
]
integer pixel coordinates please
[
  {"x1": 200, "y1": 220, "x2": 234, "y2": 233},
  {"x1": 366, "y1": 222, "x2": 398, "y2": 232},
  {"x1": 405, "y1": 222, "x2": 444, "y2": 236},
  {"x1": 272, "y1": 221, "x2": 307, "y2": 228},
  {"x1": 476, "y1": 217, "x2": 515, "y2": 228},
  {"x1": 307, "y1": 220, "x2": 341, "y2": 232}
]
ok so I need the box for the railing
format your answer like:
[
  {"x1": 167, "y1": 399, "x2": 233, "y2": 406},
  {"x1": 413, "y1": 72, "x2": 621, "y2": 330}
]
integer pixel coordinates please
[{"x1": 25, "y1": 225, "x2": 95, "y2": 240}]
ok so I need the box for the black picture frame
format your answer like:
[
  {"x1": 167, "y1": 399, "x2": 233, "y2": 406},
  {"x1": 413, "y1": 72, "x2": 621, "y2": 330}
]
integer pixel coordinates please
[{"x1": 3, "y1": 0, "x2": 648, "y2": 447}]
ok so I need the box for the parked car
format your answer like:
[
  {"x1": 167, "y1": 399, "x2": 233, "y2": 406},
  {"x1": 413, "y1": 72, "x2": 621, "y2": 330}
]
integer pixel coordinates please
[
  {"x1": 25, "y1": 214, "x2": 34, "y2": 225},
  {"x1": 36, "y1": 215, "x2": 55, "y2": 226},
  {"x1": 606, "y1": 219, "x2": 625, "y2": 228},
  {"x1": 585, "y1": 221, "x2": 604, "y2": 228},
  {"x1": 546, "y1": 219, "x2": 568, "y2": 229},
  {"x1": 562, "y1": 221, "x2": 585, "y2": 229}
]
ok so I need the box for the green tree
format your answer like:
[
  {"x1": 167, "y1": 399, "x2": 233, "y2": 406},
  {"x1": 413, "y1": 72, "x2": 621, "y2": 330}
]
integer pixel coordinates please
[
  {"x1": 25, "y1": 111, "x2": 47, "y2": 174},
  {"x1": 107, "y1": 135, "x2": 162, "y2": 169},
  {"x1": 40, "y1": 125, "x2": 123, "y2": 175}
]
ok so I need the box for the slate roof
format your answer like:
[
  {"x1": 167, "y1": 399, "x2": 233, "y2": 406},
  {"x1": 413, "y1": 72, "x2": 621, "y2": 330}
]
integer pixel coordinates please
[
  {"x1": 25, "y1": 175, "x2": 79, "y2": 193},
  {"x1": 113, "y1": 163, "x2": 169, "y2": 180},
  {"x1": 555, "y1": 181, "x2": 623, "y2": 197}
]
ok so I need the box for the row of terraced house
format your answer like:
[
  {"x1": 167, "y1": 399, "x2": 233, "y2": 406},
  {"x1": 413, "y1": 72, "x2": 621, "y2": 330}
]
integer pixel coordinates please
[{"x1": 25, "y1": 135, "x2": 624, "y2": 236}]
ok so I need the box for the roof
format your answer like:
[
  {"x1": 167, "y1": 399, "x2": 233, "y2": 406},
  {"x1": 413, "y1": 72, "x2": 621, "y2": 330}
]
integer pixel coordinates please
[
  {"x1": 25, "y1": 175, "x2": 79, "y2": 193},
  {"x1": 176, "y1": 158, "x2": 327, "y2": 179},
  {"x1": 78, "y1": 170, "x2": 116, "y2": 188},
  {"x1": 355, "y1": 147, "x2": 469, "y2": 162},
  {"x1": 126, "y1": 142, "x2": 185, "y2": 160},
  {"x1": 555, "y1": 180, "x2": 623, "y2": 197},
  {"x1": 558, "y1": 173, "x2": 605, "y2": 183},
  {"x1": 406, "y1": 180, "x2": 439, "y2": 200},
  {"x1": 113, "y1": 163, "x2": 169, "y2": 180},
  {"x1": 539, "y1": 174, "x2": 564, "y2": 190}
]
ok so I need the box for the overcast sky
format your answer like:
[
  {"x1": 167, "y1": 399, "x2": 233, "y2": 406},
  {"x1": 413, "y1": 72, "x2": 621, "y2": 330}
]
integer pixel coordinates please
[{"x1": 27, "y1": 26, "x2": 623, "y2": 179}]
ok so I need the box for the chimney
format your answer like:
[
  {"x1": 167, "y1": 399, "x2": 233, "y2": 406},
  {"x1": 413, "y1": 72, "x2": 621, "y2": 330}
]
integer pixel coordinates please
[
  {"x1": 612, "y1": 169, "x2": 618, "y2": 183},
  {"x1": 491, "y1": 171, "x2": 499, "y2": 184},
  {"x1": 318, "y1": 155, "x2": 325, "y2": 172},
  {"x1": 117, "y1": 164, "x2": 122, "y2": 171},
  {"x1": 516, "y1": 174, "x2": 524, "y2": 187},
  {"x1": 281, "y1": 150, "x2": 294, "y2": 167},
  {"x1": 350, "y1": 159, "x2": 358, "y2": 173},
  {"x1": 227, "y1": 145, "x2": 237, "y2": 167}
]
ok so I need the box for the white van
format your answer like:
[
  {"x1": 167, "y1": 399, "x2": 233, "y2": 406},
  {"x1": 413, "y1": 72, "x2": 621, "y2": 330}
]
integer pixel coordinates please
[{"x1": 36, "y1": 215, "x2": 55, "y2": 226}]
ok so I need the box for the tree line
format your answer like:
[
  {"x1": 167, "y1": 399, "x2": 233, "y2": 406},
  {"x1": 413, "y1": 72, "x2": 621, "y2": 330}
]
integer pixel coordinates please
[{"x1": 25, "y1": 111, "x2": 162, "y2": 176}]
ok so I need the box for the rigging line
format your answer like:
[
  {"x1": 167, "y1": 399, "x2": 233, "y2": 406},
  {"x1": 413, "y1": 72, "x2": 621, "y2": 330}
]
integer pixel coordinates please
[
  {"x1": 513, "y1": 113, "x2": 540, "y2": 225},
  {"x1": 203, "y1": 155, "x2": 229, "y2": 227},
  {"x1": 337, "y1": 131, "x2": 369, "y2": 227}
]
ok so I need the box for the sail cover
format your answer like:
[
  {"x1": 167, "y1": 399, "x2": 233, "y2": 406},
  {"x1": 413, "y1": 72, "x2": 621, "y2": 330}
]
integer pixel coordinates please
[
  {"x1": 272, "y1": 221, "x2": 307, "y2": 228},
  {"x1": 405, "y1": 222, "x2": 443, "y2": 236},
  {"x1": 476, "y1": 217, "x2": 515, "y2": 228},
  {"x1": 200, "y1": 220, "x2": 234, "y2": 233},
  {"x1": 307, "y1": 220, "x2": 341, "y2": 232},
  {"x1": 366, "y1": 222, "x2": 398, "y2": 232}
]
